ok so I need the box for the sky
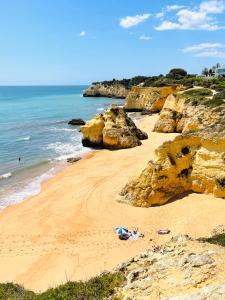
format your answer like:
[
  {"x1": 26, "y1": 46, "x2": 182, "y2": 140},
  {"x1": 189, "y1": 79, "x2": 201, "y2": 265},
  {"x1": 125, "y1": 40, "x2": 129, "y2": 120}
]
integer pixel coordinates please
[{"x1": 0, "y1": 0, "x2": 225, "y2": 85}]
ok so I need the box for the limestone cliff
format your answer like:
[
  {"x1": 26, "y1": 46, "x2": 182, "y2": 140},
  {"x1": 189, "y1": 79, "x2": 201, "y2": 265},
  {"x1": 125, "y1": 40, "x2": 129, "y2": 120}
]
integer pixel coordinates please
[
  {"x1": 83, "y1": 83, "x2": 129, "y2": 99},
  {"x1": 124, "y1": 85, "x2": 183, "y2": 113},
  {"x1": 80, "y1": 105, "x2": 148, "y2": 149},
  {"x1": 121, "y1": 126, "x2": 225, "y2": 207},
  {"x1": 114, "y1": 235, "x2": 225, "y2": 299},
  {"x1": 154, "y1": 88, "x2": 224, "y2": 134}
]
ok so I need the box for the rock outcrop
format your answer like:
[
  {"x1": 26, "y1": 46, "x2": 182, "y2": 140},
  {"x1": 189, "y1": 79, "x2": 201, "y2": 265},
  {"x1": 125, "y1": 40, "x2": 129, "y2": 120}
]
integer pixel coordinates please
[
  {"x1": 121, "y1": 125, "x2": 225, "y2": 206},
  {"x1": 154, "y1": 88, "x2": 224, "y2": 134},
  {"x1": 83, "y1": 83, "x2": 129, "y2": 99},
  {"x1": 124, "y1": 85, "x2": 183, "y2": 113},
  {"x1": 114, "y1": 235, "x2": 225, "y2": 299},
  {"x1": 68, "y1": 118, "x2": 85, "y2": 125},
  {"x1": 80, "y1": 106, "x2": 148, "y2": 149}
]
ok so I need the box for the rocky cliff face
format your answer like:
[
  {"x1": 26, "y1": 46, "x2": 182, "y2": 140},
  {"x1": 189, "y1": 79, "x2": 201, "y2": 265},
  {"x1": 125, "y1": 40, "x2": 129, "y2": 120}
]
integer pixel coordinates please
[
  {"x1": 114, "y1": 235, "x2": 225, "y2": 299},
  {"x1": 80, "y1": 105, "x2": 148, "y2": 149},
  {"x1": 121, "y1": 125, "x2": 225, "y2": 207},
  {"x1": 83, "y1": 83, "x2": 129, "y2": 99},
  {"x1": 154, "y1": 88, "x2": 224, "y2": 134},
  {"x1": 124, "y1": 85, "x2": 183, "y2": 113}
]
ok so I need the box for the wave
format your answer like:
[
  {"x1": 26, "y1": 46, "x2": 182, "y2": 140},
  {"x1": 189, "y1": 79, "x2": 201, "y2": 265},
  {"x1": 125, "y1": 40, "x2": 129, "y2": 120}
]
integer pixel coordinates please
[
  {"x1": 97, "y1": 107, "x2": 105, "y2": 112},
  {"x1": 16, "y1": 136, "x2": 31, "y2": 142},
  {"x1": 0, "y1": 172, "x2": 12, "y2": 180},
  {"x1": 49, "y1": 127, "x2": 78, "y2": 133},
  {"x1": 0, "y1": 168, "x2": 56, "y2": 210}
]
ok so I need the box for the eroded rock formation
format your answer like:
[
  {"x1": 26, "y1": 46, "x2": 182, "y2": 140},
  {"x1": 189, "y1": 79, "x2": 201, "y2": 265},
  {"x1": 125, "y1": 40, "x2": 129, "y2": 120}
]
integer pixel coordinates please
[
  {"x1": 124, "y1": 85, "x2": 183, "y2": 113},
  {"x1": 80, "y1": 105, "x2": 148, "y2": 149},
  {"x1": 83, "y1": 83, "x2": 129, "y2": 99},
  {"x1": 114, "y1": 235, "x2": 225, "y2": 299},
  {"x1": 154, "y1": 88, "x2": 225, "y2": 134},
  {"x1": 121, "y1": 127, "x2": 225, "y2": 207}
]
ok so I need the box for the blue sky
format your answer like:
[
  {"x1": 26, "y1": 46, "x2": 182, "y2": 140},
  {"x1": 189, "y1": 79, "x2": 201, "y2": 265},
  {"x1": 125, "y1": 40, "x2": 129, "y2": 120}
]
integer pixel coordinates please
[{"x1": 0, "y1": 0, "x2": 225, "y2": 85}]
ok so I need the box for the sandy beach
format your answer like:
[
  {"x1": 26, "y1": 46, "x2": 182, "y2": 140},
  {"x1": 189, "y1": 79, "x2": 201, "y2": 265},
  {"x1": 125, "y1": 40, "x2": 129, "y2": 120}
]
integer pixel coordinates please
[{"x1": 1, "y1": 114, "x2": 225, "y2": 292}]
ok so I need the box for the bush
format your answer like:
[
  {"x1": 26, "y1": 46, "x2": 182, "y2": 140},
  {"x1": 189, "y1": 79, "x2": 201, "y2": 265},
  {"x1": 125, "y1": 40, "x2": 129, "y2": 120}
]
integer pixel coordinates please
[
  {"x1": 0, "y1": 273, "x2": 125, "y2": 300},
  {"x1": 198, "y1": 233, "x2": 225, "y2": 247},
  {"x1": 167, "y1": 68, "x2": 188, "y2": 79}
]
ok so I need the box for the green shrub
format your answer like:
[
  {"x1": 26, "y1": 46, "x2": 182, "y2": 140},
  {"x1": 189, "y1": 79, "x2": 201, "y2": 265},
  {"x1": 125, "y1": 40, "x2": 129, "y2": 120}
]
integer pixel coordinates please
[
  {"x1": 0, "y1": 273, "x2": 125, "y2": 300},
  {"x1": 0, "y1": 283, "x2": 35, "y2": 300},
  {"x1": 198, "y1": 233, "x2": 225, "y2": 247}
]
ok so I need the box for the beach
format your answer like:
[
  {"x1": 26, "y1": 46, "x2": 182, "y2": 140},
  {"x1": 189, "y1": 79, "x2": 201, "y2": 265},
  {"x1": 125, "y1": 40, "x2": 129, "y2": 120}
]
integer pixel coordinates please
[{"x1": 1, "y1": 114, "x2": 225, "y2": 292}]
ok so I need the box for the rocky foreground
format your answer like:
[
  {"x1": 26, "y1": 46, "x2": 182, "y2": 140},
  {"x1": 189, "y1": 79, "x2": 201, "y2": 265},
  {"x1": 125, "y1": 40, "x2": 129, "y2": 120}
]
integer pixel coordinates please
[{"x1": 113, "y1": 234, "x2": 225, "y2": 300}]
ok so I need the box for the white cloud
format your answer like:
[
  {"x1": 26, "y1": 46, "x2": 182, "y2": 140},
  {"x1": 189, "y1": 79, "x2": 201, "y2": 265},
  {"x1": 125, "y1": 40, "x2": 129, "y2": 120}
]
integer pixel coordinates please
[
  {"x1": 156, "y1": 21, "x2": 180, "y2": 30},
  {"x1": 183, "y1": 42, "x2": 225, "y2": 57},
  {"x1": 79, "y1": 31, "x2": 86, "y2": 37},
  {"x1": 139, "y1": 35, "x2": 152, "y2": 40},
  {"x1": 155, "y1": 12, "x2": 164, "y2": 19},
  {"x1": 196, "y1": 50, "x2": 225, "y2": 57},
  {"x1": 155, "y1": 0, "x2": 225, "y2": 31},
  {"x1": 183, "y1": 42, "x2": 225, "y2": 52},
  {"x1": 120, "y1": 14, "x2": 150, "y2": 28},
  {"x1": 166, "y1": 5, "x2": 185, "y2": 11},
  {"x1": 200, "y1": 0, "x2": 225, "y2": 13}
]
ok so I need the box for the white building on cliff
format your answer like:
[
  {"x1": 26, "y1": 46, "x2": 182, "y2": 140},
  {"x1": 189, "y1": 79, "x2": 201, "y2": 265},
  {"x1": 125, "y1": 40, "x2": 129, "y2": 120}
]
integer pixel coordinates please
[{"x1": 215, "y1": 65, "x2": 225, "y2": 77}]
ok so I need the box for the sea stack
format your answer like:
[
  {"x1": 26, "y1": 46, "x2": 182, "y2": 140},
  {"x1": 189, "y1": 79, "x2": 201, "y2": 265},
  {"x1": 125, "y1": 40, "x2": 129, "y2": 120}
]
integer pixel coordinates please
[{"x1": 80, "y1": 105, "x2": 148, "y2": 149}]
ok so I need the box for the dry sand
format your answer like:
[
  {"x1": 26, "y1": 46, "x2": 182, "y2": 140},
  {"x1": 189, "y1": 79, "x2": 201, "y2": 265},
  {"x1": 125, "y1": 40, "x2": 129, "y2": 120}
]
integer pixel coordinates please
[{"x1": 1, "y1": 114, "x2": 225, "y2": 292}]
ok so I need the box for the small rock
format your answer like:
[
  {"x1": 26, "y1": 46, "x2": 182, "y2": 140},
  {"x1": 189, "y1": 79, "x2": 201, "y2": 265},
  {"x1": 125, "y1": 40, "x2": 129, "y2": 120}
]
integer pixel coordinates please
[
  {"x1": 171, "y1": 235, "x2": 192, "y2": 243},
  {"x1": 68, "y1": 118, "x2": 85, "y2": 125},
  {"x1": 187, "y1": 253, "x2": 214, "y2": 267},
  {"x1": 67, "y1": 157, "x2": 82, "y2": 163}
]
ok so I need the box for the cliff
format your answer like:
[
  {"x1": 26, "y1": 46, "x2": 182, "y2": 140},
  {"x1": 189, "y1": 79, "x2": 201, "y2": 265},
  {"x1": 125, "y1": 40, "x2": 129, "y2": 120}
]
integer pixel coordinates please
[
  {"x1": 121, "y1": 122, "x2": 225, "y2": 207},
  {"x1": 154, "y1": 88, "x2": 224, "y2": 134},
  {"x1": 80, "y1": 105, "x2": 148, "y2": 149},
  {"x1": 114, "y1": 234, "x2": 225, "y2": 299},
  {"x1": 124, "y1": 85, "x2": 183, "y2": 113},
  {"x1": 83, "y1": 83, "x2": 129, "y2": 99}
]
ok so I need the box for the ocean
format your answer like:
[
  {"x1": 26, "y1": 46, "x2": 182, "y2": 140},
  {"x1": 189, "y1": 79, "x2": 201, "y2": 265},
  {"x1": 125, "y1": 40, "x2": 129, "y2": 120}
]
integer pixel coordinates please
[{"x1": 0, "y1": 86, "x2": 123, "y2": 210}]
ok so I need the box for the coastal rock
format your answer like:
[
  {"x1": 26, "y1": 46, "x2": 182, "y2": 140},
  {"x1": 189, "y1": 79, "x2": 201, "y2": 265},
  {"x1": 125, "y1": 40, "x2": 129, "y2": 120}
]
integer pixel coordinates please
[
  {"x1": 121, "y1": 127, "x2": 225, "y2": 206},
  {"x1": 83, "y1": 83, "x2": 129, "y2": 99},
  {"x1": 67, "y1": 157, "x2": 82, "y2": 163},
  {"x1": 80, "y1": 105, "x2": 148, "y2": 149},
  {"x1": 124, "y1": 85, "x2": 183, "y2": 113},
  {"x1": 81, "y1": 114, "x2": 105, "y2": 148},
  {"x1": 68, "y1": 118, "x2": 85, "y2": 125},
  {"x1": 154, "y1": 88, "x2": 223, "y2": 134},
  {"x1": 114, "y1": 237, "x2": 225, "y2": 300}
]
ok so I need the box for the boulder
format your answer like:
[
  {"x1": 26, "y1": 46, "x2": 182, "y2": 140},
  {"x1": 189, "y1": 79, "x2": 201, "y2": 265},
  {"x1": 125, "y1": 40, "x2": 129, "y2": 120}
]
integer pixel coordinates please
[
  {"x1": 83, "y1": 83, "x2": 129, "y2": 99},
  {"x1": 121, "y1": 126, "x2": 225, "y2": 207},
  {"x1": 124, "y1": 85, "x2": 183, "y2": 113},
  {"x1": 80, "y1": 105, "x2": 148, "y2": 150},
  {"x1": 68, "y1": 118, "x2": 85, "y2": 125},
  {"x1": 67, "y1": 157, "x2": 82, "y2": 163}
]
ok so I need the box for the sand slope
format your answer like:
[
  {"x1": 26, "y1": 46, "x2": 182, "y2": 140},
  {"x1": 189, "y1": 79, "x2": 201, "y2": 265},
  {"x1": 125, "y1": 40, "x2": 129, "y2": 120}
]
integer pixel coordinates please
[{"x1": 1, "y1": 115, "x2": 225, "y2": 292}]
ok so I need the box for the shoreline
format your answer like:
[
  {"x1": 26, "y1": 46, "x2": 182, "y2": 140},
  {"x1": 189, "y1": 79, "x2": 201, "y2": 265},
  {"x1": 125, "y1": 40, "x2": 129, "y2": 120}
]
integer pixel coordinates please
[
  {"x1": 0, "y1": 109, "x2": 140, "y2": 212},
  {"x1": 1, "y1": 115, "x2": 225, "y2": 292}
]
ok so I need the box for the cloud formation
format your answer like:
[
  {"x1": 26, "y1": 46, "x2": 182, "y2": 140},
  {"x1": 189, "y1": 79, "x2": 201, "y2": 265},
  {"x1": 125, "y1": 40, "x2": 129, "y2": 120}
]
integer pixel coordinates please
[
  {"x1": 156, "y1": 0, "x2": 225, "y2": 31},
  {"x1": 120, "y1": 14, "x2": 150, "y2": 28},
  {"x1": 183, "y1": 42, "x2": 225, "y2": 57},
  {"x1": 79, "y1": 31, "x2": 86, "y2": 37}
]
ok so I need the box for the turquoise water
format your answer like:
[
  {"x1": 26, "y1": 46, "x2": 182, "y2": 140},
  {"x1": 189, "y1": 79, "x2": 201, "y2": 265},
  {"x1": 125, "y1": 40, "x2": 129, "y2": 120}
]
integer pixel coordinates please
[{"x1": 0, "y1": 86, "x2": 123, "y2": 209}]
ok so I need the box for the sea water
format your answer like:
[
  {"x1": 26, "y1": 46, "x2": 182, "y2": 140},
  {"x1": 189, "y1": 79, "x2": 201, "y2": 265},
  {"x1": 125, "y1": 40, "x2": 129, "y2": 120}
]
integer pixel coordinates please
[{"x1": 0, "y1": 86, "x2": 123, "y2": 209}]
